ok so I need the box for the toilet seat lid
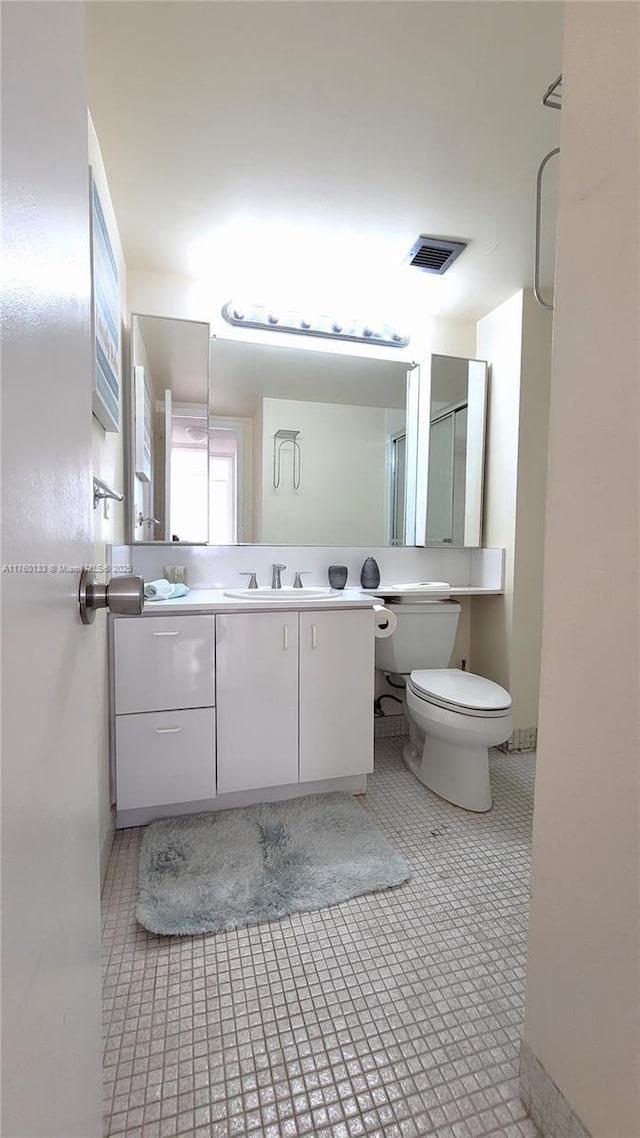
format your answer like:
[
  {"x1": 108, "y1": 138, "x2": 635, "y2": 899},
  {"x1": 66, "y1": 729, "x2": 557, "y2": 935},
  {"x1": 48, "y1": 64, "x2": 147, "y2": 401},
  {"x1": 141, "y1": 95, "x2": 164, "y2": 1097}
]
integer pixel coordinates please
[{"x1": 410, "y1": 669, "x2": 512, "y2": 712}]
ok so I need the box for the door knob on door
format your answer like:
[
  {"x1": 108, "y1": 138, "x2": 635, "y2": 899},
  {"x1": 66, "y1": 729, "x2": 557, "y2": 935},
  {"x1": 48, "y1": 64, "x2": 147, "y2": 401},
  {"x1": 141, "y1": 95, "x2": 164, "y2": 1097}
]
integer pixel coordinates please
[{"x1": 79, "y1": 569, "x2": 144, "y2": 625}]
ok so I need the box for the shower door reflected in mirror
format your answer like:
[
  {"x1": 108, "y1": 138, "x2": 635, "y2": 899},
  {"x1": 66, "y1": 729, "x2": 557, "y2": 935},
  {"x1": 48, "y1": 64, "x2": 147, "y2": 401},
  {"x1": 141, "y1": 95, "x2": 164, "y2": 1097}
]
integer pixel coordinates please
[
  {"x1": 406, "y1": 354, "x2": 488, "y2": 547},
  {"x1": 426, "y1": 404, "x2": 468, "y2": 544},
  {"x1": 389, "y1": 430, "x2": 407, "y2": 545},
  {"x1": 129, "y1": 314, "x2": 211, "y2": 542}
]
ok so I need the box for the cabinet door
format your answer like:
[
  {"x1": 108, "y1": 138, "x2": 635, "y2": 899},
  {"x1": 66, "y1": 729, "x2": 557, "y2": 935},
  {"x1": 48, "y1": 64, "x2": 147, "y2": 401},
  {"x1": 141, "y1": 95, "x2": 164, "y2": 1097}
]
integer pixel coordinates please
[
  {"x1": 216, "y1": 613, "x2": 299, "y2": 794},
  {"x1": 299, "y1": 610, "x2": 374, "y2": 782},
  {"x1": 116, "y1": 707, "x2": 216, "y2": 810},
  {"x1": 114, "y1": 615, "x2": 215, "y2": 714}
]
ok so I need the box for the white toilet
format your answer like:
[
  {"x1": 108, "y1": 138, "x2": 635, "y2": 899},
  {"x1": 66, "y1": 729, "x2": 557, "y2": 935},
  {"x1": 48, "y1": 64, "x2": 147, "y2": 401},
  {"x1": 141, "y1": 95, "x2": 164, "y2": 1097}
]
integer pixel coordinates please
[{"x1": 375, "y1": 601, "x2": 512, "y2": 811}]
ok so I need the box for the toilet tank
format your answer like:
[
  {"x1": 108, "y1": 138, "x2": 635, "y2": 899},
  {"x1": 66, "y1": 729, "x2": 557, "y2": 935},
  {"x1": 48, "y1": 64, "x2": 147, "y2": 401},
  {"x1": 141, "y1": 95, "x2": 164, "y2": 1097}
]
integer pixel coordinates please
[{"x1": 375, "y1": 600, "x2": 461, "y2": 674}]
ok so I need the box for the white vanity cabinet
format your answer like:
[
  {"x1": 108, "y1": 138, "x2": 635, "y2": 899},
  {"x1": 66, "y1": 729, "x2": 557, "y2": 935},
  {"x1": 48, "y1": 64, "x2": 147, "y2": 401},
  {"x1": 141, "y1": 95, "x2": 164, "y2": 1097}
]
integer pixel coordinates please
[
  {"x1": 111, "y1": 602, "x2": 375, "y2": 825},
  {"x1": 215, "y1": 612, "x2": 299, "y2": 793},
  {"x1": 215, "y1": 609, "x2": 374, "y2": 794},
  {"x1": 298, "y1": 610, "x2": 374, "y2": 782},
  {"x1": 112, "y1": 615, "x2": 216, "y2": 814}
]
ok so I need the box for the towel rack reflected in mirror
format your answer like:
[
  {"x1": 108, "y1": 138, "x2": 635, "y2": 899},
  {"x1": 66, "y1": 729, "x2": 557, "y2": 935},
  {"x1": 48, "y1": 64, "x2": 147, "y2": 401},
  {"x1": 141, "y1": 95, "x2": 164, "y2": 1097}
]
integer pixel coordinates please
[{"x1": 273, "y1": 429, "x2": 301, "y2": 490}]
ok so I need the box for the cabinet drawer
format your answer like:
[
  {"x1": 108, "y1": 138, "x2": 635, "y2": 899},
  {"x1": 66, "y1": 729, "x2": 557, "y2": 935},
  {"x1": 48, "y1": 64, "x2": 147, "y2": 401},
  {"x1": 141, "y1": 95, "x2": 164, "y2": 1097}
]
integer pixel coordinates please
[
  {"x1": 114, "y1": 615, "x2": 215, "y2": 714},
  {"x1": 116, "y1": 707, "x2": 216, "y2": 810}
]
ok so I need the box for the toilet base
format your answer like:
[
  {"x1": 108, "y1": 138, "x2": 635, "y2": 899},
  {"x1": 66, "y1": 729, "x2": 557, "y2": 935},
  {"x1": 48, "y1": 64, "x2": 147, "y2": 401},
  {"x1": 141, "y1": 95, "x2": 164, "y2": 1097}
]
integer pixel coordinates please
[
  {"x1": 402, "y1": 735, "x2": 492, "y2": 812},
  {"x1": 397, "y1": 681, "x2": 511, "y2": 813}
]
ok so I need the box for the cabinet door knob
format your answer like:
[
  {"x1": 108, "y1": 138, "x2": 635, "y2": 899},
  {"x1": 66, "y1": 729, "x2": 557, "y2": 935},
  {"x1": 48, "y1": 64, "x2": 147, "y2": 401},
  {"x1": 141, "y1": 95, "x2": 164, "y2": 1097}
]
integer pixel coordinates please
[
  {"x1": 282, "y1": 625, "x2": 288, "y2": 650},
  {"x1": 152, "y1": 630, "x2": 180, "y2": 637},
  {"x1": 311, "y1": 624, "x2": 317, "y2": 649},
  {"x1": 154, "y1": 725, "x2": 182, "y2": 734}
]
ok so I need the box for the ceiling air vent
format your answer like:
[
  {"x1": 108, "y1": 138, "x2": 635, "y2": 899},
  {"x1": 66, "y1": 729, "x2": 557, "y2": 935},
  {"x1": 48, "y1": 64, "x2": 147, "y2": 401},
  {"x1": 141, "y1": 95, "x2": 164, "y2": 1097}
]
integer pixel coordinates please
[{"x1": 407, "y1": 235, "x2": 467, "y2": 275}]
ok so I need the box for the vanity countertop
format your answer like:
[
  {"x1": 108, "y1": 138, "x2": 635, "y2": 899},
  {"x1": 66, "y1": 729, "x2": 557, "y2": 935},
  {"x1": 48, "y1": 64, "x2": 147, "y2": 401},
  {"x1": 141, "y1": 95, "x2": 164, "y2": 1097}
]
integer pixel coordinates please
[
  {"x1": 131, "y1": 585, "x2": 502, "y2": 616},
  {"x1": 137, "y1": 587, "x2": 376, "y2": 615},
  {"x1": 447, "y1": 586, "x2": 503, "y2": 596}
]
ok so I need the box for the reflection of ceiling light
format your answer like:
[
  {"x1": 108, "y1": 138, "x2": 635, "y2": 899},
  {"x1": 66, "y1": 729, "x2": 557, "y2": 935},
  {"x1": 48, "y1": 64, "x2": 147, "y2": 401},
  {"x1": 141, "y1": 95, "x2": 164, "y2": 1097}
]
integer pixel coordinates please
[
  {"x1": 221, "y1": 301, "x2": 409, "y2": 348},
  {"x1": 186, "y1": 426, "x2": 207, "y2": 443}
]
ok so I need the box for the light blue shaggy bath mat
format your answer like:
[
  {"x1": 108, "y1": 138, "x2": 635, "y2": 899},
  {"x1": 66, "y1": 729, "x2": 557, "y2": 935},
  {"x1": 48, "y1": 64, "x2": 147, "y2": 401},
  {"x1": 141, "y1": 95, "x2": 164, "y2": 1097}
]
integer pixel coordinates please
[{"x1": 136, "y1": 793, "x2": 410, "y2": 935}]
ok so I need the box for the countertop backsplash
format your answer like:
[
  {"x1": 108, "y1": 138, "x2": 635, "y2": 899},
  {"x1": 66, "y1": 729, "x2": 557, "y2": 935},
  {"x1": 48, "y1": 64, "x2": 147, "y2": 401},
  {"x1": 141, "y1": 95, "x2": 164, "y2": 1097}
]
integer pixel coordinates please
[{"x1": 109, "y1": 544, "x2": 504, "y2": 593}]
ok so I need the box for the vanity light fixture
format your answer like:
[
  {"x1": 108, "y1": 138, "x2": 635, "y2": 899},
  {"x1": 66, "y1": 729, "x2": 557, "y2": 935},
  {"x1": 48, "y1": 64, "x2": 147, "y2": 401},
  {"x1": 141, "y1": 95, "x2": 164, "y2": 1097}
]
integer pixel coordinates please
[{"x1": 221, "y1": 301, "x2": 410, "y2": 349}]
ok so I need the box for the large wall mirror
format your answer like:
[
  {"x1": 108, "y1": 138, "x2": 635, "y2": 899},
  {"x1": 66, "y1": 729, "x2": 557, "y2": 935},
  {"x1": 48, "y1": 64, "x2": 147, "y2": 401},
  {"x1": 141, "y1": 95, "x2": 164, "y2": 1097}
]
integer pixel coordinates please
[
  {"x1": 128, "y1": 317, "x2": 487, "y2": 548},
  {"x1": 208, "y1": 340, "x2": 407, "y2": 546}
]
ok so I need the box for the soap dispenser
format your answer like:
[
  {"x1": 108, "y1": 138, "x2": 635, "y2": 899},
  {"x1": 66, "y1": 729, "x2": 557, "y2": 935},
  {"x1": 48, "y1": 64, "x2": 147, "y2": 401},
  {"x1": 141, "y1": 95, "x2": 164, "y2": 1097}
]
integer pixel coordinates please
[{"x1": 360, "y1": 557, "x2": 380, "y2": 589}]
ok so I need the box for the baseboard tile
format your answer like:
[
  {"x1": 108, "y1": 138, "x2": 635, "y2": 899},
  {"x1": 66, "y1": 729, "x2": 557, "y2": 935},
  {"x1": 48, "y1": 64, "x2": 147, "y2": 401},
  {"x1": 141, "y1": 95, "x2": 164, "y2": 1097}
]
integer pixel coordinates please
[
  {"x1": 496, "y1": 726, "x2": 537, "y2": 754},
  {"x1": 374, "y1": 714, "x2": 408, "y2": 739},
  {"x1": 520, "y1": 1040, "x2": 593, "y2": 1138}
]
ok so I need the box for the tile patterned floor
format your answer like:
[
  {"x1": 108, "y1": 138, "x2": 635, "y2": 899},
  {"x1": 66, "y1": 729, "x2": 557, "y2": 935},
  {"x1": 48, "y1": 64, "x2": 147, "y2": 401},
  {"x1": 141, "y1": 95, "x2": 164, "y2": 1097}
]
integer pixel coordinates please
[{"x1": 101, "y1": 738, "x2": 539, "y2": 1138}]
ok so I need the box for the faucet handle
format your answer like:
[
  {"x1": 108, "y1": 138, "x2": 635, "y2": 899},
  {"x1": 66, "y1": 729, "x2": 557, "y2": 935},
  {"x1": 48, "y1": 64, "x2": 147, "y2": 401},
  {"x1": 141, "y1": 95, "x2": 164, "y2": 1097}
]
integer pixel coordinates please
[
  {"x1": 293, "y1": 571, "x2": 310, "y2": 588},
  {"x1": 239, "y1": 572, "x2": 259, "y2": 589}
]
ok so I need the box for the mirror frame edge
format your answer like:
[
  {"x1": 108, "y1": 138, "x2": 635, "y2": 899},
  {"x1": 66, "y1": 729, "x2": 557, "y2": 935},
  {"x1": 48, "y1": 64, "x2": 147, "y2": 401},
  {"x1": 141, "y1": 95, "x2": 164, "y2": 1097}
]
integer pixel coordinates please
[
  {"x1": 407, "y1": 353, "x2": 489, "y2": 550},
  {"x1": 463, "y1": 359, "x2": 488, "y2": 548},
  {"x1": 127, "y1": 312, "x2": 212, "y2": 544}
]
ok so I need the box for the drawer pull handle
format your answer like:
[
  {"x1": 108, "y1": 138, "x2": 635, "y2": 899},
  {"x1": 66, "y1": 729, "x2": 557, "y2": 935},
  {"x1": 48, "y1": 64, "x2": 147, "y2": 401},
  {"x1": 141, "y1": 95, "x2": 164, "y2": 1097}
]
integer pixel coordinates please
[
  {"x1": 311, "y1": 624, "x2": 317, "y2": 649},
  {"x1": 152, "y1": 630, "x2": 180, "y2": 637},
  {"x1": 154, "y1": 725, "x2": 182, "y2": 734},
  {"x1": 282, "y1": 625, "x2": 288, "y2": 650}
]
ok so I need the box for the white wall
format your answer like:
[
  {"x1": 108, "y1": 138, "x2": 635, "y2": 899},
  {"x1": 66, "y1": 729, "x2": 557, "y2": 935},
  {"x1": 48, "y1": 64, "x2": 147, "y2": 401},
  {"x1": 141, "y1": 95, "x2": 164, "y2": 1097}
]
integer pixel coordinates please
[
  {"x1": 129, "y1": 268, "x2": 477, "y2": 361},
  {"x1": 523, "y1": 4, "x2": 640, "y2": 1136},
  {"x1": 128, "y1": 268, "x2": 215, "y2": 325},
  {"x1": 430, "y1": 318, "x2": 476, "y2": 360},
  {"x1": 510, "y1": 292, "x2": 553, "y2": 727},
  {"x1": 470, "y1": 289, "x2": 552, "y2": 730},
  {"x1": 471, "y1": 291, "x2": 523, "y2": 689}
]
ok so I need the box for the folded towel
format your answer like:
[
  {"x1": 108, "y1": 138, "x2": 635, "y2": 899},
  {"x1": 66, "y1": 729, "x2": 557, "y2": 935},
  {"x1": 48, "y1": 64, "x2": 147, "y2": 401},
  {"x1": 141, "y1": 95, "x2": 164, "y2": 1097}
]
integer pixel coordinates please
[
  {"x1": 144, "y1": 579, "x2": 173, "y2": 599},
  {"x1": 144, "y1": 579, "x2": 190, "y2": 601},
  {"x1": 166, "y1": 583, "x2": 189, "y2": 598}
]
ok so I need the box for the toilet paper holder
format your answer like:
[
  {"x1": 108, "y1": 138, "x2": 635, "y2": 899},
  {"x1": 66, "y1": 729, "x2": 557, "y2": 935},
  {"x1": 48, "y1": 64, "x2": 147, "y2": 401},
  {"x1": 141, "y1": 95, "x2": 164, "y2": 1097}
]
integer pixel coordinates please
[{"x1": 373, "y1": 604, "x2": 397, "y2": 638}]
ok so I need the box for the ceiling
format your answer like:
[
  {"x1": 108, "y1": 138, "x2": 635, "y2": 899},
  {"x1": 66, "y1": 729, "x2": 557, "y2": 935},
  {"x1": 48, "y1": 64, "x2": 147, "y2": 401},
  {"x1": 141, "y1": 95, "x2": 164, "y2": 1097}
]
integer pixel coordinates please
[{"x1": 85, "y1": 1, "x2": 563, "y2": 330}]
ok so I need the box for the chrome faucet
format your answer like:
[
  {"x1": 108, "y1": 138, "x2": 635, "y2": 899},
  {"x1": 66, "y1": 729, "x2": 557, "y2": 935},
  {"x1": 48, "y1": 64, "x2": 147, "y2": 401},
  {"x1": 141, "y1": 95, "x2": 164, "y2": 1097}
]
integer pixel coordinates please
[{"x1": 271, "y1": 562, "x2": 286, "y2": 589}]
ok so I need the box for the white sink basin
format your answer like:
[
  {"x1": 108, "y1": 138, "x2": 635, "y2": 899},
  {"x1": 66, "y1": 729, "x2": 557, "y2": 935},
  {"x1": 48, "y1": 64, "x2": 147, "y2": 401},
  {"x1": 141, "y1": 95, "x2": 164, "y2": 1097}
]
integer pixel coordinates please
[{"x1": 223, "y1": 587, "x2": 341, "y2": 601}]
